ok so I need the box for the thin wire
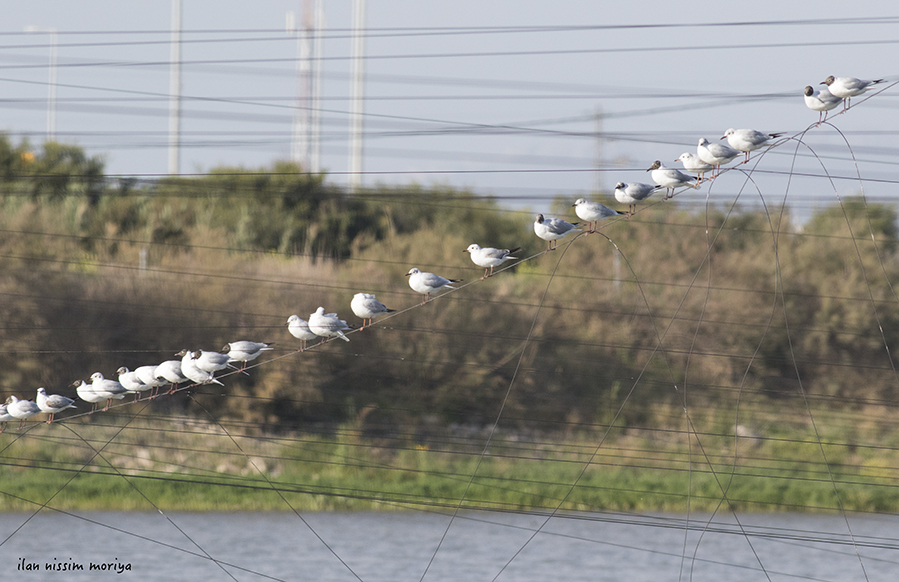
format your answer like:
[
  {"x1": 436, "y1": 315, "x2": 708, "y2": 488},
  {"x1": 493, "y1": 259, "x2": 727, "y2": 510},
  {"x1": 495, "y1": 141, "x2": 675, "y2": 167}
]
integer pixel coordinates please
[
  {"x1": 1, "y1": 78, "x2": 897, "y2": 581},
  {"x1": 415, "y1": 245, "x2": 562, "y2": 582},
  {"x1": 186, "y1": 393, "x2": 366, "y2": 582}
]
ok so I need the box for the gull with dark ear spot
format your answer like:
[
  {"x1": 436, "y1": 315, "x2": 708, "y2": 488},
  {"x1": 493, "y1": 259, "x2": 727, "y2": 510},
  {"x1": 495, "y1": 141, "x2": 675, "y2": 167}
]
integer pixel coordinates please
[
  {"x1": 721, "y1": 128, "x2": 785, "y2": 163},
  {"x1": 74, "y1": 379, "x2": 105, "y2": 412},
  {"x1": 222, "y1": 341, "x2": 273, "y2": 371},
  {"x1": 821, "y1": 75, "x2": 885, "y2": 110},
  {"x1": 647, "y1": 161, "x2": 699, "y2": 200},
  {"x1": 804, "y1": 85, "x2": 842, "y2": 125},
  {"x1": 193, "y1": 349, "x2": 231, "y2": 373},
  {"x1": 464, "y1": 244, "x2": 520, "y2": 279},
  {"x1": 533, "y1": 214, "x2": 581, "y2": 251},
  {"x1": 614, "y1": 182, "x2": 662, "y2": 216},
  {"x1": 571, "y1": 199, "x2": 625, "y2": 233},
  {"x1": 116, "y1": 367, "x2": 152, "y2": 401},
  {"x1": 177, "y1": 349, "x2": 224, "y2": 386}
]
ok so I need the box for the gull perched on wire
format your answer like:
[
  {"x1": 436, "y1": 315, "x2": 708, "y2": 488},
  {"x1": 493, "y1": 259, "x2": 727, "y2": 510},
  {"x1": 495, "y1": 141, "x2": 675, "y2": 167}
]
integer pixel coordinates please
[
  {"x1": 135, "y1": 365, "x2": 168, "y2": 398},
  {"x1": 803, "y1": 85, "x2": 842, "y2": 125},
  {"x1": 287, "y1": 314, "x2": 318, "y2": 349},
  {"x1": 674, "y1": 153, "x2": 714, "y2": 183},
  {"x1": 614, "y1": 182, "x2": 661, "y2": 216},
  {"x1": 0, "y1": 402, "x2": 12, "y2": 432},
  {"x1": 697, "y1": 138, "x2": 741, "y2": 177},
  {"x1": 36, "y1": 387, "x2": 76, "y2": 423},
  {"x1": 154, "y1": 359, "x2": 190, "y2": 395},
  {"x1": 116, "y1": 367, "x2": 152, "y2": 401},
  {"x1": 464, "y1": 244, "x2": 521, "y2": 279},
  {"x1": 647, "y1": 161, "x2": 699, "y2": 199},
  {"x1": 177, "y1": 349, "x2": 224, "y2": 386},
  {"x1": 222, "y1": 341, "x2": 273, "y2": 371},
  {"x1": 351, "y1": 293, "x2": 395, "y2": 329},
  {"x1": 73, "y1": 379, "x2": 105, "y2": 412},
  {"x1": 820, "y1": 75, "x2": 885, "y2": 110},
  {"x1": 721, "y1": 128, "x2": 785, "y2": 163},
  {"x1": 571, "y1": 199, "x2": 624, "y2": 233},
  {"x1": 89, "y1": 372, "x2": 128, "y2": 411},
  {"x1": 406, "y1": 268, "x2": 461, "y2": 304},
  {"x1": 193, "y1": 350, "x2": 231, "y2": 374},
  {"x1": 533, "y1": 214, "x2": 580, "y2": 251},
  {"x1": 6, "y1": 395, "x2": 42, "y2": 429},
  {"x1": 309, "y1": 306, "x2": 353, "y2": 342}
]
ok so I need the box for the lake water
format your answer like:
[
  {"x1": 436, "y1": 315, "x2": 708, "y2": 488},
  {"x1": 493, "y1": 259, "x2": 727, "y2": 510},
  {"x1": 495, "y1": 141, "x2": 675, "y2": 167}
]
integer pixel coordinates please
[{"x1": 0, "y1": 510, "x2": 897, "y2": 581}]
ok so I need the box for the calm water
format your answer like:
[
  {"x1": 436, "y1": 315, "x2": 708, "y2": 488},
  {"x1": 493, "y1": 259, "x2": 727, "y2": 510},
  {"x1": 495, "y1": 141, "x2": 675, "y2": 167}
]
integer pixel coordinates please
[{"x1": 0, "y1": 510, "x2": 897, "y2": 581}]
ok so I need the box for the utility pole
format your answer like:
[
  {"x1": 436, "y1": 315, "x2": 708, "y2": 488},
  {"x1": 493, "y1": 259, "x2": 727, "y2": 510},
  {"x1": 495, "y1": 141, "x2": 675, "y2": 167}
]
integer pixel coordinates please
[
  {"x1": 594, "y1": 106, "x2": 604, "y2": 194},
  {"x1": 348, "y1": 0, "x2": 365, "y2": 191},
  {"x1": 24, "y1": 26, "x2": 57, "y2": 141},
  {"x1": 288, "y1": 7, "x2": 310, "y2": 166},
  {"x1": 310, "y1": 0, "x2": 324, "y2": 173},
  {"x1": 288, "y1": 0, "x2": 324, "y2": 172},
  {"x1": 168, "y1": 0, "x2": 182, "y2": 176}
]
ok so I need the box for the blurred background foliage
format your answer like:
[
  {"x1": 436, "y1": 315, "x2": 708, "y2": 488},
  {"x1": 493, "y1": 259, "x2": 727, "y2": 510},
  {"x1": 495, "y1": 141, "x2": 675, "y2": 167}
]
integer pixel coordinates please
[{"x1": 1, "y1": 134, "x2": 898, "y2": 436}]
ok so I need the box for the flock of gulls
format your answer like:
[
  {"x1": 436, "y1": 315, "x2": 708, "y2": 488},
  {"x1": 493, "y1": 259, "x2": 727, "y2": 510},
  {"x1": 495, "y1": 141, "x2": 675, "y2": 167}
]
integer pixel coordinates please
[{"x1": 0, "y1": 75, "x2": 887, "y2": 431}]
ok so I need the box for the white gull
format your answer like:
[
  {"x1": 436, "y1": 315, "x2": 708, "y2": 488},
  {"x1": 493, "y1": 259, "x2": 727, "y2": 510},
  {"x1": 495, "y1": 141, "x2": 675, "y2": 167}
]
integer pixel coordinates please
[
  {"x1": 721, "y1": 128, "x2": 785, "y2": 163},
  {"x1": 821, "y1": 75, "x2": 885, "y2": 110},
  {"x1": 89, "y1": 372, "x2": 128, "y2": 411},
  {"x1": 287, "y1": 315, "x2": 318, "y2": 350},
  {"x1": 406, "y1": 268, "x2": 461, "y2": 304},
  {"x1": 697, "y1": 138, "x2": 741, "y2": 177},
  {"x1": 222, "y1": 341, "x2": 273, "y2": 371},
  {"x1": 647, "y1": 161, "x2": 699, "y2": 199},
  {"x1": 571, "y1": 199, "x2": 624, "y2": 233},
  {"x1": 309, "y1": 307, "x2": 352, "y2": 341},
  {"x1": 351, "y1": 293, "x2": 395, "y2": 329},
  {"x1": 614, "y1": 182, "x2": 662, "y2": 215},
  {"x1": 533, "y1": 214, "x2": 581, "y2": 251},
  {"x1": 36, "y1": 387, "x2": 76, "y2": 423},
  {"x1": 116, "y1": 367, "x2": 152, "y2": 401},
  {"x1": 464, "y1": 244, "x2": 521, "y2": 279}
]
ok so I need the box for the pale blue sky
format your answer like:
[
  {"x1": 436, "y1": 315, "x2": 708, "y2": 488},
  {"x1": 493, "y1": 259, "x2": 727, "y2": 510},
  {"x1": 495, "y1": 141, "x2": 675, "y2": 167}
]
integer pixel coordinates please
[{"x1": 1, "y1": 1, "x2": 897, "y2": 215}]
